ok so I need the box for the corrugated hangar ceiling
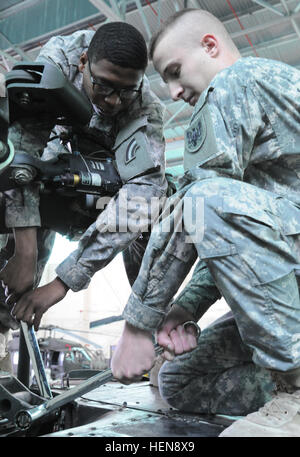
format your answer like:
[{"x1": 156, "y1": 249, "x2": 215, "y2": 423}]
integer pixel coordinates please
[{"x1": 1, "y1": 0, "x2": 300, "y2": 177}]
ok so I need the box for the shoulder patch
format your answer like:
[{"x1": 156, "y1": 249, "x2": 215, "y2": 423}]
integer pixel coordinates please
[
  {"x1": 186, "y1": 116, "x2": 206, "y2": 153},
  {"x1": 125, "y1": 138, "x2": 139, "y2": 164},
  {"x1": 184, "y1": 103, "x2": 218, "y2": 171}
]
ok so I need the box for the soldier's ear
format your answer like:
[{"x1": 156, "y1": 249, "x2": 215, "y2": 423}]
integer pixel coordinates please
[
  {"x1": 78, "y1": 52, "x2": 88, "y2": 72},
  {"x1": 201, "y1": 34, "x2": 219, "y2": 58}
]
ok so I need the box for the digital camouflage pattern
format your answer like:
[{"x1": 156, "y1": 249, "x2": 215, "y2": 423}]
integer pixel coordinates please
[
  {"x1": 0, "y1": 30, "x2": 168, "y2": 332},
  {"x1": 123, "y1": 57, "x2": 300, "y2": 386},
  {"x1": 174, "y1": 260, "x2": 221, "y2": 320},
  {"x1": 159, "y1": 312, "x2": 275, "y2": 416}
]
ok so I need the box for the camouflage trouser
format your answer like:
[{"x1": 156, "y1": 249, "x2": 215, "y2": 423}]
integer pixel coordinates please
[
  {"x1": 184, "y1": 177, "x2": 300, "y2": 372},
  {"x1": 158, "y1": 312, "x2": 276, "y2": 416},
  {"x1": 122, "y1": 232, "x2": 150, "y2": 286}
]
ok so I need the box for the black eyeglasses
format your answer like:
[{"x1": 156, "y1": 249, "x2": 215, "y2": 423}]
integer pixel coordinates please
[{"x1": 88, "y1": 60, "x2": 142, "y2": 101}]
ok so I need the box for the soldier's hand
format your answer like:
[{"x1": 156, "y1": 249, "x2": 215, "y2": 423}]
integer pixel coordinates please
[
  {"x1": 156, "y1": 304, "x2": 199, "y2": 360},
  {"x1": 0, "y1": 227, "x2": 38, "y2": 306},
  {"x1": 0, "y1": 252, "x2": 37, "y2": 306},
  {"x1": 111, "y1": 321, "x2": 155, "y2": 385},
  {"x1": 11, "y1": 277, "x2": 69, "y2": 331}
]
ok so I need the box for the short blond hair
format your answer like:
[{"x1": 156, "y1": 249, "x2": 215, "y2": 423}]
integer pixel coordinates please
[{"x1": 149, "y1": 8, "x2": 237, "y2": 59}]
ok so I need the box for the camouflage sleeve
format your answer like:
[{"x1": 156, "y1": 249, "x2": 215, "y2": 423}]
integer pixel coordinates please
[
  {"x1": 121, "y1": 187, "x2": 198, "y2": 332},
  {"x1": 55, "y1": 170, "x2": 167, "y2": 291},
  {"x1": 36, "y1": 32, "x2": 93, "y2": 77},
  {"x1": 36, "y1": 35, "x2": 71, "y2": 74},
  {"x1": 173, "y1": 260, "x2": 221, "y2": 321},
  {"x1": 5, "y1": 119, "x2": 54, "y2": 227},
  {"x1": 186, "y1": 75, "x2": 265, "y2": 182},
  {"x1": 55, "y1": 88, "x2": 169, "y2": 292}
]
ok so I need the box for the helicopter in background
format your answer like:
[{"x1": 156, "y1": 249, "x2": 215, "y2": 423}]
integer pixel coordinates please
[{"x1": 8, "y1": 325, "x2": 108, "y2": 386}]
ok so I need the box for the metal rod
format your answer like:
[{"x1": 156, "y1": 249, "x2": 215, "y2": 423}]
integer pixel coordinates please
[
  {"x1": 0, "y1": 32, "x2": 30, "y2": 61},
  {"x1": 21, "y1": 322, "x2": 52, "y2": 399},
  {"x1": 109, "y1": 0, "x2": 122, "y2": 17},
  {"x1": 291, "y1": 17, "x2": 300, "y2": 38},
  {"x1": 90, "y1": 315, "x2": 124, "y2": 328},
  {"x1": 15, "y1": 368, "x2": 114, "y2": 430},
  {"x1": 164, "y1": 102, "x2": 187, "y2": 128},
  {"x1": 88, "y1": 0, "x2": 122, "y2": 21},
  {"x1": 251, "y1": 0, "x2": 286, "y2": 16},
  {"x1": 17, "y1": 327, "x2": 30, "y2": 388},
  {"x1": 135, "y1": 0, "x2": 152, "y2": 40},
  {"x1": 230, "y1": 10, "x2": 300, "y2": 39},
  {"x1": 0, "y1": 0, "x2": 42, "y2": 20},
  {"x1": 173, "y1": 0, "x2": 181, "y2": 12},
  {"x1": 14, "y1": 321, "x2": 200, "y2": 430},
  {"x1": 294, "y1": 2, "x2": 300, "y2": 13},
  {"x1": 280, "y1": 0, "x2": 290, "y2": 14},
  {"x1": 0, "y1": 50, "x2": 17, "y2": 65},
  {"x1": 157, "y1": 0, "x2": 162, "y2": 27}
]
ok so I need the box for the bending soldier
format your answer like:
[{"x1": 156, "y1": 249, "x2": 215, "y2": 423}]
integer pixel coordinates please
[
  {"x1": 111, "y1": 9, "x2": 300, "y2": 437},
  {"x1": 0, "y1": 22, "x2": 168, "y2": 369}
]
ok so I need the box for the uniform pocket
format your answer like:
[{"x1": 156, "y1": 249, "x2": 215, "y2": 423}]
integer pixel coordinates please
[
  {"x1": 221, "y1": 197, "x2": 299, "y2": 286},
  {"x1": 222, "y1": 197, "x2": 277, "y2": 230}
]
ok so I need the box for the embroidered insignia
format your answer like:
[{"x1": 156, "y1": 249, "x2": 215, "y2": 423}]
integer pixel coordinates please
[
  {"x1": 125, "y1": 138, "x2": 139, "y2": 163},
  {"x1": 186, "y1": 119, "x2": 204, "y2": 153}
]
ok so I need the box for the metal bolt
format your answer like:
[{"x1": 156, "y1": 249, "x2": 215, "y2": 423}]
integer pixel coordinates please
[
  {"x1": 12, "y1": 167, "x2": 36, "y2": 185},
  {"x1": 15, "y1": 411, "x2": 32, "y2": 430}
]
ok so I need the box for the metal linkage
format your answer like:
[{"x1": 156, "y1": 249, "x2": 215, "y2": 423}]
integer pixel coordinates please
[
  {"x1": 20, "y1": 322, "x2": 52, "y2": 400},
  {"x1": 14, "y1": 321, "x2": 201, "y2": 431},
  {"x1": 15, "y1": 368, "x2": 114, "y2": 430}
]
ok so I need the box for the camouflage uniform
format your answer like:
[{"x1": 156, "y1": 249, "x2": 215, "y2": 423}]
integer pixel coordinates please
[
  {"x1": 0, "y1": 31, "x2": 167, "y2": 343},
  {"x1": 122, "y1": 57, "x2": 300, "y2": 415}
]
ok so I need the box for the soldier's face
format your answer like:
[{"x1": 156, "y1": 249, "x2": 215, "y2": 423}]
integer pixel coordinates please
[
  {"x1": 153, "y1": 29, "x2": 216, "y2": 106},
  {"x1": 80, "y1": 55, "x2": 144, "y2": 117}
]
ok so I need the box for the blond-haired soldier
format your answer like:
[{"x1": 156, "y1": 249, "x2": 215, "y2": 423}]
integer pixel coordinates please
[{"x1": 111, "y1": 9, "x2": 300, "y2": 438}]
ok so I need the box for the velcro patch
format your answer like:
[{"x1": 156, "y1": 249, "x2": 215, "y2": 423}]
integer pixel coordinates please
[
  {"x1": 186, "y1": 116, "x2": 206, "y2": 153},
  {"x1": 125, "y1": 138, "x2": 139, "y2": 164},
  {"x1": 184, "y1": 102, "x2": 218, "y2": 171}
]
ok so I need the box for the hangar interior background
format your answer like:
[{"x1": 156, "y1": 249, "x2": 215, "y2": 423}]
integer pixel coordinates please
[{"x1": 0, "y1": 0, "x2": 299, "y2": 358}]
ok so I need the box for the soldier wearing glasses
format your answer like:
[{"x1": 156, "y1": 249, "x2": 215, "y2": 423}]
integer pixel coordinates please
[{"x1": 0, "y1": 22, "x2": 168, "y2": 360}]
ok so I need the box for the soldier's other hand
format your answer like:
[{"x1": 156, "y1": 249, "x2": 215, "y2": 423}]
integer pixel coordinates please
[
  {"x1": 156, "y1": 304, "x2": 199, "y2": 360},
  {"x1": 0, "y1": 252, "x2": 37, "y2": 306},
  {"x1": 11, "y1": 277, "x2": 69, "y2": 331},
  {"x1": 0, "y1": 227, "x2": 38, "y2": 306},
  {"x1": 111, "y1": 321, "x2": 155, "y2": 385}
]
